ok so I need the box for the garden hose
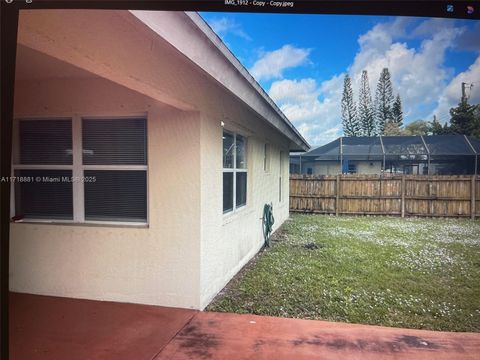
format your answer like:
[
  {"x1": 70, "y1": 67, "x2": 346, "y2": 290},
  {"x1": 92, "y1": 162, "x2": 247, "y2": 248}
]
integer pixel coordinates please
[{"x1": 262, "y1": 203, "x2": 275, "y2": 247}]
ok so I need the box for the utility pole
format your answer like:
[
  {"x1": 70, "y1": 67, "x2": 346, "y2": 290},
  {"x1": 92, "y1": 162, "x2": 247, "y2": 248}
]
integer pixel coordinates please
[{"x1": 461, "y1": 82, "x2": 474, "y2": 103}]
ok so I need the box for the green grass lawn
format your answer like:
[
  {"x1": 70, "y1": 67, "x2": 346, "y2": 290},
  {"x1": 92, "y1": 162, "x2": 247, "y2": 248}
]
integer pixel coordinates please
[{"x1": 207, "y1": 214, "x2": 480, "y2": 332}]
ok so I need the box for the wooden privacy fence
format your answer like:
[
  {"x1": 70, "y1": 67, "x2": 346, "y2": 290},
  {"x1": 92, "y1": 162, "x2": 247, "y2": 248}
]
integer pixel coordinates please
[{"x1": 290, "y1": 174, "x2": 480, "y2": 218}]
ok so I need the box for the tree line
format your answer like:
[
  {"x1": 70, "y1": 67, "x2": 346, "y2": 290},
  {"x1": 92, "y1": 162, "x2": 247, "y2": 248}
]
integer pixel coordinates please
[
  {"x1": 406, "y1": 101, "x2": 480, "y2": 138},
  {"x1": 342, "y1": 68, "x2": 403, "y2": 137},
  {"x1": 341, "y1": 68, "x2": 480, "y2": 138}
]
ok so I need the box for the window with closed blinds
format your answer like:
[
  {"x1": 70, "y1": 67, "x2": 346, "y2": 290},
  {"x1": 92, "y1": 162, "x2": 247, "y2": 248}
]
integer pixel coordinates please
[
  {"x1": 84, "y1": 170, "x2": 146, "y2": 222},
  {"x1": 19, "y1": 119, "x2": 72, "y2": 165},
  {"x1": 13, "y1": 119, "x2": 73, "y2": 220},
  {"x1": 82, "y1": 118, "x2": 147, "y2": 222},
  {"x1": 15, "y1": 169, "x2": 73, "y2": 219},
  {"x1": 82, "y1": 118, "x2": 146, "y2": 165},
  {"x1": 13, "y1": 117, "x2": 148, "y2": 224}
]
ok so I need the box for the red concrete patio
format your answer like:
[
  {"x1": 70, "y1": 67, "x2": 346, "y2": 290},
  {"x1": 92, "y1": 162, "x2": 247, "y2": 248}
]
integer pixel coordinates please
[{"x1": 10, "y1": 292, "x2": 480, "y2": 360}]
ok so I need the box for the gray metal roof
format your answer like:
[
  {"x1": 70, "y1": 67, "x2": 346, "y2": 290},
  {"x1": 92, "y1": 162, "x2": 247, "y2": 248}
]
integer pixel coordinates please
[{"x1": 292, "y1": 135, "x2": 479, "y2": 160}]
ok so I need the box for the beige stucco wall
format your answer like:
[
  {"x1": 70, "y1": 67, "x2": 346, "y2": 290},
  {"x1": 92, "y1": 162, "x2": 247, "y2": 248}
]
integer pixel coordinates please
[
  {"x1": 199, "y1": 108, "x2": 290, "y2": 308},
  {"x1": 304, "y1": 160, "x2": 382, "y2": 175},
  {"x1": 355, "y1": 161, "x2": 382, "y2": 174},
  {"x1": 10, "y1": 76, "x2": 202, "y2": 308},
  {"x1": 11, "y1": 10, "x2": 297, "y2": 310},
  {"x1": 304, "y1": 161, "x2": 340, "y2": 175}
]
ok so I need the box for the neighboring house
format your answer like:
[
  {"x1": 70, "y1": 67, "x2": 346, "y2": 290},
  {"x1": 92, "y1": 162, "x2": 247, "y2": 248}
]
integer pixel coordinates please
[
  {"x1": 10, "y1": 10, "x2": 309, "y2": 310},
  {"x1": 291, "y1": 135, "x2": 479, "y2": 176}
]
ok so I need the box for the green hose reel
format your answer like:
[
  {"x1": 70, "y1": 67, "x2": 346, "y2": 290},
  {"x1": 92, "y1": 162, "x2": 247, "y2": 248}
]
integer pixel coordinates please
[{"x1": 262, "y1": 203, "x2": 275, "y2": 247}]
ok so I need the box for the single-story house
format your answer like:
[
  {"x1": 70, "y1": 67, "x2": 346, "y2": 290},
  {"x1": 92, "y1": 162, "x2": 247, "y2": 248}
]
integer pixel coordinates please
[
  {"x1": 10, "y1": 9, "x2": 309, "y2": 310},
  {"x1": 290, "y1": 135, "x2": 479, "y2": 176}
]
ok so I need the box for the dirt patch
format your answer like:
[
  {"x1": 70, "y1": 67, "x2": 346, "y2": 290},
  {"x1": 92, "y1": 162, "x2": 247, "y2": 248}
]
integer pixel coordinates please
[{"x1": 303, "y1": 242, "x2": 320, "y2": 250}]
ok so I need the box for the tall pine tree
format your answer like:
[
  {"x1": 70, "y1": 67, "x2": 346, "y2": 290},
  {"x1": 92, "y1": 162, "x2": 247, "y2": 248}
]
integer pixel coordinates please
[
  {"x1": 429, "y1": 115, "x2": 445, "y2": 135},
  {"x1": 358, "y1": 70, "x2": 375, "y2": 136},
  {"x1": 449, "y1": 99, "x2": 479, "y2": 136},
  {"x1": 391, "y1": 94, "x2": 403, "y2": 127},
  {"x1": 341, "y1": 74, "x2": 360, "y2": 136},
  {"x1": 374, "y1": 68, "x2": 394, "y2": 135}
]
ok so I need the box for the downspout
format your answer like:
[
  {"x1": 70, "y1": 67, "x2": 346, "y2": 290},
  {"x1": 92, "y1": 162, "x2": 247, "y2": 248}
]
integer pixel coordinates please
[{"x1": 420, "y1": 135, "x2": 431, "y2": 175}]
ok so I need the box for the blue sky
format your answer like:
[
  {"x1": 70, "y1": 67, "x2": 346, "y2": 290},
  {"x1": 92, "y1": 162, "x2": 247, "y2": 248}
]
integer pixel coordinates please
[{"x1": 200, "y1": 12, "x2": 480, "y2": 146}]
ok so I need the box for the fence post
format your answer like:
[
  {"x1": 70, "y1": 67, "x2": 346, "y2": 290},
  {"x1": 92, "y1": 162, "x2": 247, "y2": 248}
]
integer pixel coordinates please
[
  {"x1": 428, "y1": 177, "x2": 434, "y2": 215},
  {"x1": 472, "y1": 175, "x2": 476, "y2": 220},
  {"x1": 401, "y1": 175, "x2": 405, "y2": 218},
  {"x1": 379, "y1": 175, "x2": 383, "y2": 214},
  {"x1": 336, "y1": 174, "x2": 340, "y2": 216}
]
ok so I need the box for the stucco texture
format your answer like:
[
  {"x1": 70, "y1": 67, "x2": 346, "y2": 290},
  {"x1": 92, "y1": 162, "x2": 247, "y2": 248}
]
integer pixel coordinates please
[{"x1": 10, "y1": 10, "x2": 296, "y2": 310}]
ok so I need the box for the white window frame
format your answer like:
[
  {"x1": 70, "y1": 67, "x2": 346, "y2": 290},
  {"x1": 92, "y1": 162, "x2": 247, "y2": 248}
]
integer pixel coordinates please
[
  {"x1": 223, "y1": 130, "x2": 247, "y2": 214},
  {"x1": 11, "y1": 115, "x2": 148, "y2": 226}
]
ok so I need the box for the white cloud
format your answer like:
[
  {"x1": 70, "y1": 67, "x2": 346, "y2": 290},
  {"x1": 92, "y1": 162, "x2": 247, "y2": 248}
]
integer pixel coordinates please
[
  {"x1": 266, "y1": 18, "x2": 472, "y2": 146},
  {"x1": 269, "y1": 78, "x2": 318, "y2": 103},
  {"x1": 209, "y1": 17, "x2": 251, "y2": 41},
  {"x1": 431, "y1": 56, "x2": 480, "y2": 123},
  {"x1": 350, "y1": 19, "x2": 464, "y2": 121},
  {"x1": 250, "y1": 45, "x2": 311, "y2": 81},
  {"x1": 269, "y1": 76, "x2": 344, "y2": 145}
]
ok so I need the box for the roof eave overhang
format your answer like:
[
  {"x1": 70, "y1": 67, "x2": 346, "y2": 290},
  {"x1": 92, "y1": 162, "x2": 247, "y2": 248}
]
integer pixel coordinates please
[{"x1": 131, "y1": 10, "x2": 310, "y2": 152}]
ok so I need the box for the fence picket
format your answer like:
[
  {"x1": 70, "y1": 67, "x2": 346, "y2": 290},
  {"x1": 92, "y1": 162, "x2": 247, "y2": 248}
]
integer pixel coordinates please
[{"x1": 289, "y1": 174, "x2": 478, "y2": 218}]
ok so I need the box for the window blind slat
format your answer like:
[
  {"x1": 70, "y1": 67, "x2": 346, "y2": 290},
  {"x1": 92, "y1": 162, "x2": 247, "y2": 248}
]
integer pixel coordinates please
[
  {"x1": 14, "y1": 169, "x2": 73, "y2": 219},
  {"x1": 82, "y1": 118, "x2": 147, "y2": 165},
  {"x1": 19, "y1": 120, "x2": 72, "y2": 165},
  {"x1": 84, "y1": 170, "x2": 147, "y2": 222}
]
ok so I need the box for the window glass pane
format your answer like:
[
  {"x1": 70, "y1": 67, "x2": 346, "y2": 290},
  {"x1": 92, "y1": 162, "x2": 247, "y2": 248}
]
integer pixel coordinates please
[
  {"x1": 84, "y1": 170, "x2": 147, "y2": 222},
  {"x1": 223, "y1": 172, "x2": 233, "y2": 212},
  {"x1": 264, "y1": 143, "x2": 270, "y2": 171},
  {"x1": 83, "y1": 118, "x2": 146, "y2": 165},
  {"x1": 236, "y1": 172, "x2": 247, "y2": 207},
  {"x1": 14, "y1": 170, "x2": 73, "y2": 219},
  {"x1": 236, "y1": 135, "x2": 246, "y2": 169},
  {"x1": 19, "y1": 119, "x2": 72, "y2": 165},
  {"x1": 223, "y1": 131, "x2": 234, "y2": 168}
]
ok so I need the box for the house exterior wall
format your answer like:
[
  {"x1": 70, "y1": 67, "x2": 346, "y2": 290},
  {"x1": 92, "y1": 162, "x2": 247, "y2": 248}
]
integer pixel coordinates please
[
  {"x1": 11, "y1": 10, "x2": 298, "y2": 310},
  {"x1": 298, "y1": 160, "x2": 382, "y2": 175},
  {"x1": 11, "y1": 76, "x2": 203, "y2": 309},
  {"x1": 304, "y1": 160, "x2": 340, "y2": 175},
  {"x1": 199, "y1": 108, "x2": 290, "y2": 308},
  {"x1": 354, "y1": 161, "x2": 382, "y2": 174}
]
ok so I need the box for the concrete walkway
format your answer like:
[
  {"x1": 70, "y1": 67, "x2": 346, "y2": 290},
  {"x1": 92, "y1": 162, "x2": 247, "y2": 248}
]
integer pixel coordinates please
[{"x1": 10, "y1": 293, "x2": 480, "y2": 359}]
